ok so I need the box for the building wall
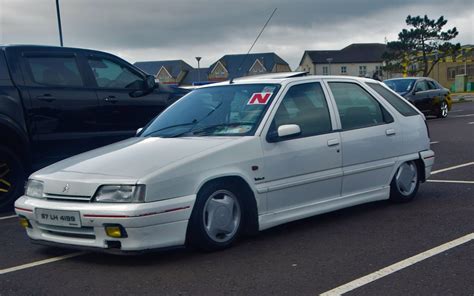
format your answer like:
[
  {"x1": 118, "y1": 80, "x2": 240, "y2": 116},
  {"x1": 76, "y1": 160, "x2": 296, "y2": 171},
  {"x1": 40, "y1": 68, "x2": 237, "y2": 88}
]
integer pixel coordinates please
[
  {"x1": 428, "y1": 60, "x2": 474, "y2": 89},
  {"x1": 314, "y1": 62, "x2": 383, "y2": 78},
  {"x1": 299, "y1": 54, "x2": 316, "y2": 74}
]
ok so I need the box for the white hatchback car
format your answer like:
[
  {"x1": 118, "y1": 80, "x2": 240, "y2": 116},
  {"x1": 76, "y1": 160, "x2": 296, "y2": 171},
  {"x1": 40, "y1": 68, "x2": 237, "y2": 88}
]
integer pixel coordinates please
[{"x1": 15, "y1": 74, "x2": 435, "y2": 253}]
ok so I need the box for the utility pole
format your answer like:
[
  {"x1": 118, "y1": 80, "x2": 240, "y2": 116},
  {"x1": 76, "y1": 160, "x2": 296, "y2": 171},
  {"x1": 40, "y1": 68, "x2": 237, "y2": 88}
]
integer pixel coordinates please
[{"x1": 56, "y1": 0, "x2": 64, "y2": 46}]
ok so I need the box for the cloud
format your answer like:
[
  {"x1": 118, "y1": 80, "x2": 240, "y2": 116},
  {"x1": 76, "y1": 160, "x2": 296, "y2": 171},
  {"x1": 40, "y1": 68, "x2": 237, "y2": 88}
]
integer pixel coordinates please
[{"x1": 1, "y1": 0, "x2": 473, "y2": 68}]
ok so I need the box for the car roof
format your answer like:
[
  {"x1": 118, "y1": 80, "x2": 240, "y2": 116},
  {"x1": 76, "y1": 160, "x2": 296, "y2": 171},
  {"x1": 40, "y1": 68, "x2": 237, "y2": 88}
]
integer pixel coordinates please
[{"x1": 197, "y1": 73, "x2": 381, "y2": 89}]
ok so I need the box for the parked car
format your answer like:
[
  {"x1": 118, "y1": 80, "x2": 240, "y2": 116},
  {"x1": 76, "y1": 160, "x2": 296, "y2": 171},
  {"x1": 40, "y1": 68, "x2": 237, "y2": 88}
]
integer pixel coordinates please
[
  {"x1": 383, "y1": 77, "x2": 452, "y2": 118},
  {"x1": 0, "y1": 45, "x2": 188, "y2": 210},
  {"x1": 15, "y1": 75, "x2": 435, "y2": 253}
]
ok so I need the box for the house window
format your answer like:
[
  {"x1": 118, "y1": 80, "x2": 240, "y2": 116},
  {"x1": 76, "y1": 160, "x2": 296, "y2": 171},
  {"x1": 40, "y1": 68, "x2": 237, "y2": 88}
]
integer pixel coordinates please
[
  {"x1": 212, "y1": 62, "x2": 228, "y2": 78},
  {"x1": 323, "y1": 66, "x2": 329, "y2": 75},
  {"x1": 447, "y1": 67, "x2": 456, "y2": 80},
  {"x1": 249, "y1": 59, "x2": 266, "y2": 75},
  {"x1": 341, "y1": 66, "x2": 347, "y2": 74},
  {"x1": 359, "y1": 65, "x2": 367, "y2": 76}
]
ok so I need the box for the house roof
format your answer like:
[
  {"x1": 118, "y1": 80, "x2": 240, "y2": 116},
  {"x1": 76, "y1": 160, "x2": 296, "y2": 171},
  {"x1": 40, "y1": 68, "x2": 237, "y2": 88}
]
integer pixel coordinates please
[
  {"x1": 209, "y1": 52, "x2": 290, "y2": 79},
  {"x1": 133, "y1": 60, "x2": 193, "y2": 77},
  {"x1": 181, "y1": 67, "x2": 210, "y2": 85},
  {"x1": 302, "y1": 43, "x2": 387, "y2": 65}
]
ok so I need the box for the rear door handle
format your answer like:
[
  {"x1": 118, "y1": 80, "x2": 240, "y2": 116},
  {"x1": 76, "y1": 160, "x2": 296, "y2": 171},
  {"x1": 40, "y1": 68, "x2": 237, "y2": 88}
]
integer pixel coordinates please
[
  {"x1": 104, "y1": 96, "x2": 118, "y2": 103},
  {"x1": 36, "y1": 94, "x2": 56, "y2": 102},
  {"x1": 386, "y1": 129, "x2": 396, "y2": 136},
  {"x1": 327, "y1": 139, "x2": 340, "y2": 147}
]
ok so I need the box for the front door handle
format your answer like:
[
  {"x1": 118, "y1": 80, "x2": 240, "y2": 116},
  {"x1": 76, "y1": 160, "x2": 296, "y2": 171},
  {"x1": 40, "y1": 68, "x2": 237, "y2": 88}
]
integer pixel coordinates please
[
  {"x1": 36, "y1": 94, "x2": 56, "y2": 102},
  {"x1": 327, "y1": 139, "x2": 340, "y2": 147},
  {"x1": 104, "y1": 96, "x2": 118, "y2": 103},
  {"x1": 386, "y1": 129, "x2": 396, "y2": 136}
]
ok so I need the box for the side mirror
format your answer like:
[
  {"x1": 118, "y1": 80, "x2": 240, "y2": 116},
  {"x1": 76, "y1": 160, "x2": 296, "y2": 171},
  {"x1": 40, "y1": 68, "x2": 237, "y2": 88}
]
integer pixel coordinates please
[
  {"x1": 278, "y1": 124, "x2": 301, "y2": 138},
  {"x1": 136, "y1": 127, "x2": 143, "y2": 136},
  {"x1": 145, "y1": 75, "x2": 156, "y2": 90},
  {"x1": 267, "y1": 124, "x2": 301, "y2": 142}
]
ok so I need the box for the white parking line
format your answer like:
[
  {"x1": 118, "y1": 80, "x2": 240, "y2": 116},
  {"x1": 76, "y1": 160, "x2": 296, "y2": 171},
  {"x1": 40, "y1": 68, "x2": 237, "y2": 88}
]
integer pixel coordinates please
[
  {"x1": 451, "y1": 113, "x2": 474, "y2": 118},
  {"x1": 0, "y1": 215, "x2": 17, "y2": 220},
  {"x1": 431, "y1": 162, "x2": 474, "y2": 175},
  {"x1": 320, "y1": 233, "x2": 474, "y2": 296},
  {"x1": 427, "y1": 179, "x2": 474, "y2": 184},
  {"x1": 468, "y1": 122, "x2": 474, "y2": 125},
  {"x1": 430, "y1": 141, "x2": 439, "y2": 144},
  {"x1": 0, "y1": 252, "x2": 85, "y2": 276}
]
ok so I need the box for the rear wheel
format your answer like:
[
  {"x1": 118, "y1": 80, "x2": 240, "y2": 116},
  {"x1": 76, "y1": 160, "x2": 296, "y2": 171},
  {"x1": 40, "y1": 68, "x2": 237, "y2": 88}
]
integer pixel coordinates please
[
  {"x1": 0, "y1": 146, "x2": 25, "y2": 211},
  {"x1": 187, "y1": 181, "x2": 243, "y2": 251},
  {"x1": 437, "y1": 100, "x2": 448, "y2": 118},
  {"x1": 389, "y1": 161, "x2": 420, "y2": 203}
]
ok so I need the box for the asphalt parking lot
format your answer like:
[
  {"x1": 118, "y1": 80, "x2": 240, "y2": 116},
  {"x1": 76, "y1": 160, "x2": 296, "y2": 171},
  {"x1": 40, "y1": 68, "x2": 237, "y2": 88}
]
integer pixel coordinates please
[{"x1": 1, "y1": 102, "x2": 473, "y2": 296}]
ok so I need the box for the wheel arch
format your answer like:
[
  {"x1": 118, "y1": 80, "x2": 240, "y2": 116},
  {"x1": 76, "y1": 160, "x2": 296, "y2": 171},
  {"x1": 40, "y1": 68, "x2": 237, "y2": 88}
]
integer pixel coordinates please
[
  {"x1": 196, "y1": 175, "x2": 259, "y2": 236},
  {"x1": 0, "y1": 116, "x2": 31, "y2": 170}
]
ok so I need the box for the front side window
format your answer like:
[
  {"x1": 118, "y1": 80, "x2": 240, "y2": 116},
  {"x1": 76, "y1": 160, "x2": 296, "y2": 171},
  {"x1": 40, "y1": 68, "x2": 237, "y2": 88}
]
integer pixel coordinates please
[
  {"x1": 26, "y1": 56, "x2": 83, "y2": 87},
  {"x1": 269, "y1": 82, "x2": 332, "y2": 139},
  {"x1": 328, "y1": 82, "x2": 392, "y2": 130},
  {"x1": 427, "y1": 81, "x2": 438, "y2": 90},
  {"x1": 415, "y1": 81, "x2": 429, "y2": 92},
  {"x1": 141, "y1": 84, "x2": 280, "y2": 137},
  {"x1": 88, "y1": 58, "x2": 143, "y2": 89}
]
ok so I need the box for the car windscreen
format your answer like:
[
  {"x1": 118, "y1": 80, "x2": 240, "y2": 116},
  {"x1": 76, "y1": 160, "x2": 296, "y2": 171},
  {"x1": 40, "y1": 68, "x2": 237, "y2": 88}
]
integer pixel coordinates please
[
  {"x1": 384, "y1": 79, "x2": 416, "y2": 93},
  {"x1": 141, "y1": 84, "x2": 280, "y2": 137}
]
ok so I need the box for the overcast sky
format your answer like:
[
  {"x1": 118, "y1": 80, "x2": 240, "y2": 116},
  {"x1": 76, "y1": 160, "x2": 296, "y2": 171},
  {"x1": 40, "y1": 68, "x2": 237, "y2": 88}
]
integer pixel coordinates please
[{"x1": 1, "y1": 0, "x2": 473, "y2": 69}]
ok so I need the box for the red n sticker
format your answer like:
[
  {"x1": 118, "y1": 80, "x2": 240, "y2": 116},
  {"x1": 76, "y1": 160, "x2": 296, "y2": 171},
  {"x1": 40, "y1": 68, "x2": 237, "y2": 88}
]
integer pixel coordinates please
[{"x1": 248, "y1": 92, "x2": 272, "y2": 105}]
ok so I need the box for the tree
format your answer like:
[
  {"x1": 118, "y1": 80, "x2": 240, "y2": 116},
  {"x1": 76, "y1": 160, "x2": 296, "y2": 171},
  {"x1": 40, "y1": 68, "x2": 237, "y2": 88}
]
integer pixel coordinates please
[{"x1": 383, "y1": 15, "x2": 461, "y2": 77}]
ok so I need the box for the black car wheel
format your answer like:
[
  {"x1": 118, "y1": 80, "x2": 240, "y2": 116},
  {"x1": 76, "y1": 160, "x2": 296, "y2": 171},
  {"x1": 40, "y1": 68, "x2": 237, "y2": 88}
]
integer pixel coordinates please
[
  {"x1": 437, "y1": 101, "x2": 448, "y2": 118},
  {"x1": 0, "y1": 145, "x2": 25, "y2": 211}
]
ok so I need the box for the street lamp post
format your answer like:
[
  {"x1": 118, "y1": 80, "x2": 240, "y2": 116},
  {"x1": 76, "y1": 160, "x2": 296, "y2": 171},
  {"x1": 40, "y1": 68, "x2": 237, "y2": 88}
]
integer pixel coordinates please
[
  {"x1": 326, "y1": 58, "x2": 333, "y2": 75},
  {"x1": 55, "y1": 0, "x2": 64, "y2": 46},
  {"x1": 195, "y1": 57, "x2": 202, "y2": 85}
]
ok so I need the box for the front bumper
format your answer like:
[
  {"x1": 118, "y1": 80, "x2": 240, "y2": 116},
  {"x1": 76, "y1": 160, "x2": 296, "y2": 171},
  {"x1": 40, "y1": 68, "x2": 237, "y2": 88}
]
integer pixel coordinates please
[{"x1": 14, "y1": 195, "x2": 195, "y2": 252}]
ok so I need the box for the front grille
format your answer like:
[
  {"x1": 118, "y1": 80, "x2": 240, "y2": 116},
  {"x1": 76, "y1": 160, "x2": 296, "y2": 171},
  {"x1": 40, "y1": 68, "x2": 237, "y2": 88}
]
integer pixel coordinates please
[
  {"x1": 37, "y1": 223, "x2": 96, "y2": 240},
  {"x1": 44, "y1": 193, "x2": 91, "y2": 202}
]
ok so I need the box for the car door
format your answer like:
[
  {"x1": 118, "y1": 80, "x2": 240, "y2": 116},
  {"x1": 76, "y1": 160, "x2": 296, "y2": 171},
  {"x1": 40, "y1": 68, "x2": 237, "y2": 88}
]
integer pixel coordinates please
[
  {"x1": 19, "y1": 51, "x2": 99, "y2": 167},
  {"x1": 260, "y1": 82, "x2": 342, "y2": 213},
  {"x1": 85, "y1": 55, "x2": 168, "y2": 142},
  {"x1": 325, "y1": 80, "x2": 401, "y2": 197},
  {"x1": 412, "y1": 80, "x2": 433, "y2": 112}
]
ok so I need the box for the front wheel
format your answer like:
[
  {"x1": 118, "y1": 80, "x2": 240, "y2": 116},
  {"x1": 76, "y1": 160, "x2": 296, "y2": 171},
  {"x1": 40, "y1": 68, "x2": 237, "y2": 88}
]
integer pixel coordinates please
[
  {"x1": 0, "y1": 145, "x2": 25, "y2": 211},
  {"x1": 437, "y1": 101, "x2": 448, "y2": 118},
  {"x1": 187, "y1": 182, "x2": 243, "y2": 251},
  {"x1": 389, "y1": 161, "x2": 420, "y2": 203}
]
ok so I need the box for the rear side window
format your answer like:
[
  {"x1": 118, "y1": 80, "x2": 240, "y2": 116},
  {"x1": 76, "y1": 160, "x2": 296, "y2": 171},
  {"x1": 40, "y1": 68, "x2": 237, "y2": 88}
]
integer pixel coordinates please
[
  {"x1": 88, "y1": 58, "x2": 143, "y2": 89},
  {"x1": 328, "y1": 82, "x2": 393, "y2": 130},
  {"x1": 26, "y1": 56, "x2": 83, "y2": 87},
  {"x1": 367, "y1": 83, "x2": 419, "y2": 116},
  {"x1": 415, "y1": 81, "x2": 429, "y2": 92},
  {"x1": 271, "y1": 82, "x2": 332, "y2": 138}
]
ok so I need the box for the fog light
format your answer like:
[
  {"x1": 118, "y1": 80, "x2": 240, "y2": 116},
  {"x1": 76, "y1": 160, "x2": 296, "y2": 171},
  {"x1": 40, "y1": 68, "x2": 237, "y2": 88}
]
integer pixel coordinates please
[
  {"x1": 105, "y1": 225, "x2": 127, "y2": 238},
  {"x1": 19, "y1": 217, "x2": 31, "y2": 228}
]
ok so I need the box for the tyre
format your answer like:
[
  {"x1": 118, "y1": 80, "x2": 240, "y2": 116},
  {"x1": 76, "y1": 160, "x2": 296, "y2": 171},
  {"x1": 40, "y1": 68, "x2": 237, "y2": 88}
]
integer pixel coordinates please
[
  {"x1": 389, "y1": 161, "x2": 420, "y2": 203},
  {"x1": 187, "y1": 181, "x2": 244, "y2": 251},
  {"x1": 437, "y1": 100, "x2": 448, "y2": 118},
  {"x1": 0, "y1": 145, "x2": 26, "y2": 211}
]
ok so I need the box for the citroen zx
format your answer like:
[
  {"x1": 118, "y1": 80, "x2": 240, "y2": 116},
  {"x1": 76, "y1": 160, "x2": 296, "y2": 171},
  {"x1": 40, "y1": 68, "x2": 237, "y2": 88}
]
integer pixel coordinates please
[{"x1": 15, "y1": 74, "x2": 435, "y2": 253}]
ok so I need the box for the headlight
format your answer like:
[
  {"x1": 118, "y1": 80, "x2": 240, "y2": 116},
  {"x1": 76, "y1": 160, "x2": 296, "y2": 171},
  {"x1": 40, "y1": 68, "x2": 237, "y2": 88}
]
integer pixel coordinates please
[
  {"x1": 93, "y1": 185, "x2": 146, "y2": 203},
  {"x1": 25, "y1": 180, "x2": 44, "y2": 198}
]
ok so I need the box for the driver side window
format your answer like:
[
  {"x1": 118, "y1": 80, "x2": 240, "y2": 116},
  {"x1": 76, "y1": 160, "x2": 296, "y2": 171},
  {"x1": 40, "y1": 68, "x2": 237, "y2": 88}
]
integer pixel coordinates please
[
  {"x1": 270, "y1": 82, "x2": 332, "y2": 139},
  {"x1": 88, "y1": 57, "x2": 143, "y2": 89}
]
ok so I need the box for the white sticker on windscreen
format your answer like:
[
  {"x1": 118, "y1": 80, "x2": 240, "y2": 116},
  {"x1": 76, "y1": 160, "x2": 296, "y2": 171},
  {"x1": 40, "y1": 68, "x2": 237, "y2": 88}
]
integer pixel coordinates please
[{"x1": 247, "y1": 92, "x2": 273, "y2": 105}]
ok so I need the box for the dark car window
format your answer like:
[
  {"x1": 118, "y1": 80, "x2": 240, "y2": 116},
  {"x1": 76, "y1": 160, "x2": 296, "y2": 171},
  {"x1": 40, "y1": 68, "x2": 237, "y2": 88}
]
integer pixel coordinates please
[
  {"x1": 415, "y1": 81, "x2": 429, "y2": 92},
  {"x1": 367, "y1": 83, "x2": 419, "y2": 116},
  {"x1": 88, "y1": 58, "x2": 143, "y2": 89},
  {"x1": 26, "y1": 56, "x2": 83, "y2": 87},
  {"x1": 384, "y1": 79, "x2": 416, "y2": 93},
  {"x1": 270, "y1": 82, "x2": 332, "y2": 139},
  {"x1": 328, "y1": 82, "x2": 393, "y2": 130},
  {"x1": 427, "y1": 81, "x2": 438, "y2": 90}
]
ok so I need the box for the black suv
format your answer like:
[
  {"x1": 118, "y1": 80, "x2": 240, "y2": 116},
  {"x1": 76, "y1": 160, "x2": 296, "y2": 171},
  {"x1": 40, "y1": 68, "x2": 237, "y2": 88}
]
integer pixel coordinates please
[{"x1": 0, "y1": 45, "x2": 188, "y2": 210}]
